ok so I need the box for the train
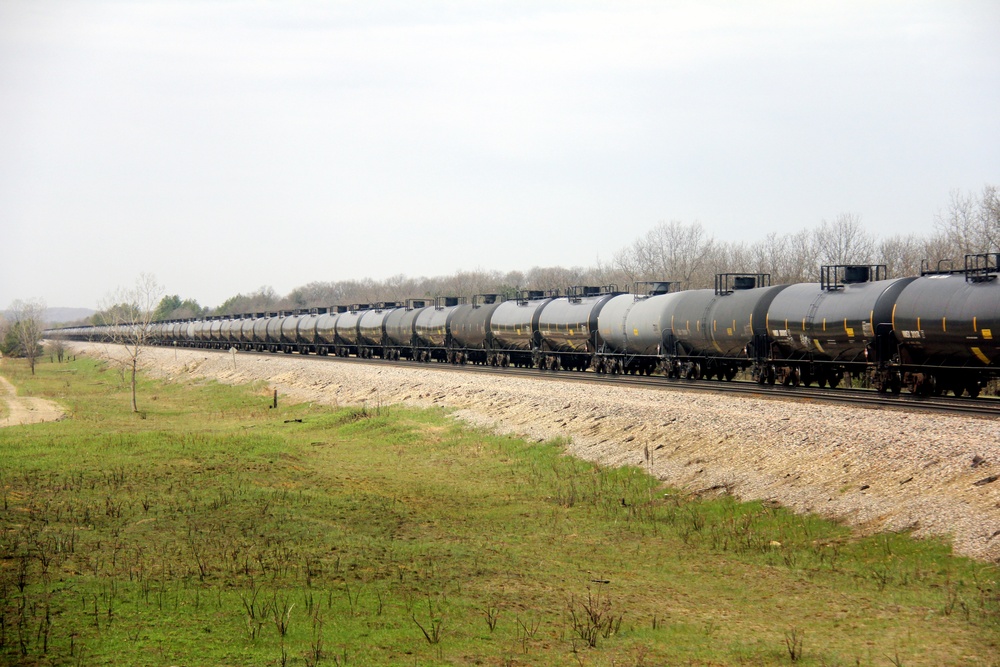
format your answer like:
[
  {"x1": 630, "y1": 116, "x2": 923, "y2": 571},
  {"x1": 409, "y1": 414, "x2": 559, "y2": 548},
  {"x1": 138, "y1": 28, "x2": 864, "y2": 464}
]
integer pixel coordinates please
[{"x1": 47, "y1": 254, "x2": 1000, "y2": 398}]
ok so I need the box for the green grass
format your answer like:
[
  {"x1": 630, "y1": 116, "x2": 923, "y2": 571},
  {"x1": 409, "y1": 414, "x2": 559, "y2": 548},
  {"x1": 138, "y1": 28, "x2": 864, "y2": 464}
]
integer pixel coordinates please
[{"x1": 0, "y1": 355, "x2": 997, "y2": 666}]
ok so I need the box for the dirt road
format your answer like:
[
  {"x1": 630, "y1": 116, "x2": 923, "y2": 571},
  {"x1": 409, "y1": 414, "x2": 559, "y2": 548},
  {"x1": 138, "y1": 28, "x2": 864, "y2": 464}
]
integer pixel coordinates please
[{"x1": 0, "y1": 374, "x2": 65, "y2": 427}]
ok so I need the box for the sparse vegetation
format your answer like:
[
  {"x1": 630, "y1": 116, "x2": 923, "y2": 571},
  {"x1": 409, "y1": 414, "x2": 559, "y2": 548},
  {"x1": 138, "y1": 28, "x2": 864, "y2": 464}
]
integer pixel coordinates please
[{"x1": 0, "y1": 355, "x2": 997, "y2": 665}]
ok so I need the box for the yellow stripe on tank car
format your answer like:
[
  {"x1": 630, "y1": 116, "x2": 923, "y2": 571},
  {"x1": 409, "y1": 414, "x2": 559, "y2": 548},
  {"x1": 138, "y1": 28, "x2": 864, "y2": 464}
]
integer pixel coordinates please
[
  {"x1": 823, "y1": 318, "x2": 826, "y2": 332},
  {"x1": 972, "y1": 347, "x2": 990, "y2": 364},
  {"x1": 974, "y1": 316, "x2": 978, "y2": 332},
  {"x1": 891, "y1": 303, "x2": 897, "y2": 331},
  {"x1": 814, "y1": 339, "x2": 825, "y2": 353},
  {"x1": 802, "y1": 318, "x2": 806, "y2": 331},
  {"x1": 942, "y1": 317, "x2": 946, "y2": 332},
  {"x1": 916, "y1": 317, "x2": 921, "y2": 331}
]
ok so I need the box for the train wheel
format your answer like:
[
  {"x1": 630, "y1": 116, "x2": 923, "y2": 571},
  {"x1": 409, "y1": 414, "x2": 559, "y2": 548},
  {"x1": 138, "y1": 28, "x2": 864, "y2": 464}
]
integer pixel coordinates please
[{"x1": 967, "y1": 382, "x2": 982, "y2": 398}]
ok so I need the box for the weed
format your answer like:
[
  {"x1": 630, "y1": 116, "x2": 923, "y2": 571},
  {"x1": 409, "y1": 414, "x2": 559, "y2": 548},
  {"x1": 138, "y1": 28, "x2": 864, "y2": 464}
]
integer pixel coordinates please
[
  {"x1": 567, "y1": 585, "x2": 622, "y2": 648},
  {"x1": 411, "y1": 594, "x2": 444, "y2": 645},
  {"x1": 784, "y1": 626, "x2": 804, "y2": 661}
]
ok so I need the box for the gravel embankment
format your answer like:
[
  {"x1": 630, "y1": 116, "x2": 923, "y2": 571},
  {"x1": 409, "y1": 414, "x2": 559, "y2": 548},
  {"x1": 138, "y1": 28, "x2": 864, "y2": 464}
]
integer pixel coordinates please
[{"x1": 75, "y1": 342, "x2": 1000, "y2": 563}]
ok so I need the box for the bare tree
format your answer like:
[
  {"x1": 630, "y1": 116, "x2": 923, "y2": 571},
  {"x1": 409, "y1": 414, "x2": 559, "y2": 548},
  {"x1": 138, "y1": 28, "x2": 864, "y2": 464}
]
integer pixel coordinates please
[
  {"x1": 7, "y1": 299, "x2": 47, "y2": 374},
  {"x1": 876, "y1": 234, "x2": 924, "y2": 278},
  {"x1": 935, "y1": 185, "x2": 1000, "y2": 256},
  {"x1": 99, "y1": 273, "x2": 163, "y2": 413},
  {"x1": 814, "y1": 213, "x2": 875, "y2": 266},
  {"x1": 614, "y1": 220, "x2": 715, "y2": 288}
]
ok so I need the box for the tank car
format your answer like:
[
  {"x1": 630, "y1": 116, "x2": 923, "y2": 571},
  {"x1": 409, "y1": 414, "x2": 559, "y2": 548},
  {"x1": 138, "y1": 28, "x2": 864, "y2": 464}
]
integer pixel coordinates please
[
  {"x1": 666, "y1": 274, "x2": 787, "y2": 381},
  {"x1": 887, "y1": 254, "x2": 1000, "y2": 396},
  {"x1": 413, "y1": 297, "x2": 463, "y2": 362},
  {"x1": 357, "y1": 303, "x2": 401, "y2": 358},
  {"x1": 333, "y1": 305, "x2": 367, "y2": 357},
  {"x1": 295, "y1": 309, "x2": 322, "y2": 354},
  {"x1": 264, "y1": 313, "x2": 287, "y2": 353},
  {"x1": 314, "y1": 306, "x2": 346, "y2": 355},
  {"x1": 489, "y1": 291, "x2": 557, "y2": 367},
  {"x1": 384, "y1": 300, "x2": 429, "y2": 360},
  {"x1": 448, "y1": 294, "x2": 505, "y2": 364},
  {"x1": 535, "y1": 286, "x2": 620, "y2": 371},
  {"x1": 597, "y1": 282, "x2": 682, "y2": 374},
  {"x1": 209, "y1": 317, "x2": 224, "y2": 348},
  {"x1": 229, "y1": 316, "x2": 247, "y2": 348},
  {"x1": 192, "y1": 319, "x2": 210, "y2": 347},
  {"x1": 250, "y1": 313, "x2": 272, "y2": 352},
  {"x1": 279, "y1": 311, "x2": 305, "y2": 353},
  {"x1": 219, "y1": 317, "x2": 235, "y2": 347},
  {"x1": 237, "y1": 315, "x2": 256, "y2": 350},
  {"x1": 762, "y1": 265, "x2": 915, "y2": 388}
]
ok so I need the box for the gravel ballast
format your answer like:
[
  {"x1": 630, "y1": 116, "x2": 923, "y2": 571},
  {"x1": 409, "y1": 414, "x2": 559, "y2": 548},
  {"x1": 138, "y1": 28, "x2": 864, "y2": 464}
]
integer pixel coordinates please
[{"x1": 77, "y1": 342, "x2": 1000, "y2": 563}]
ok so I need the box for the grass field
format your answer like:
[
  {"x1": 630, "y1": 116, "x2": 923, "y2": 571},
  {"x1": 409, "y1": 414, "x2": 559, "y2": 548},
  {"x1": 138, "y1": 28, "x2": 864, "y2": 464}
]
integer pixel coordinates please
[{"x1": 0, "y1": 355, "x2": 997, "y2": 666}]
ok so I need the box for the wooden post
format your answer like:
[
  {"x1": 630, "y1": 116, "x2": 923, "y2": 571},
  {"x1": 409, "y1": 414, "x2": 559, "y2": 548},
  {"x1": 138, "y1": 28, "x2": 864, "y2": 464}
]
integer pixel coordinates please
[{"x1": 273, "y1": 389, "x2": 278, "y2": 409}]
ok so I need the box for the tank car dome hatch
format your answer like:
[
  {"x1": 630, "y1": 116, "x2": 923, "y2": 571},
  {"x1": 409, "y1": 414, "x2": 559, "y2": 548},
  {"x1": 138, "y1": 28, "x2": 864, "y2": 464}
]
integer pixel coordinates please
[
  {"x1": 715, "y1": 273, "x2": 771, "y2": 296},
  {"x1": 844, "y1": 265, "x2": 870, "y2": 284},
  {"x1": 820, "y1": 265, "x2": 887, "y2": 291},
  {"x1": 640, "y1": 281, "x2": 676, "y2": 296}
]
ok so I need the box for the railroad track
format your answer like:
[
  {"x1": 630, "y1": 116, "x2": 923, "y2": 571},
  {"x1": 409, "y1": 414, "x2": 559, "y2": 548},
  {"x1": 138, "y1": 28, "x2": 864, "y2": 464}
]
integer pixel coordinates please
[{"x1": 184, "y1": 346, "x2": 1000, "y2": 419}]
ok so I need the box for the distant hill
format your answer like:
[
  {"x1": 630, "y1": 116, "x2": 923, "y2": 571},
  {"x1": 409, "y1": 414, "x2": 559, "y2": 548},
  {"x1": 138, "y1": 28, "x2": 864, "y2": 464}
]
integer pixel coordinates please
[{"x1": 43, "y1": 308, "x2": 96, "y2": 325}]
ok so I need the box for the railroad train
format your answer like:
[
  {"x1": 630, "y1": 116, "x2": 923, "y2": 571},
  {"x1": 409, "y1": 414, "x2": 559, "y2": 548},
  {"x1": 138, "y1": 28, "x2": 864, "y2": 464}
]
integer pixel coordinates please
[{"x1": 47, "y1": 254, "x2": 1000, "y2": 398}]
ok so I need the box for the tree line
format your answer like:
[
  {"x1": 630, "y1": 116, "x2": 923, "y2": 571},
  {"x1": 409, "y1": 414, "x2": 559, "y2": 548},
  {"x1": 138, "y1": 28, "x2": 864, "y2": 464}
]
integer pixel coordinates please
[{"x1": 205, "y1": 184, "x2": 999, "y2": 314}]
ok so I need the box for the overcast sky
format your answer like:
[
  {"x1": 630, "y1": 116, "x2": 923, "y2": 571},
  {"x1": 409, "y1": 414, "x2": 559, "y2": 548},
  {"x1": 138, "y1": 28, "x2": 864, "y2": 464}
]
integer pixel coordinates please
[{"x1": 2, "y1": 1, "x2": 998, "y2": 310}]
